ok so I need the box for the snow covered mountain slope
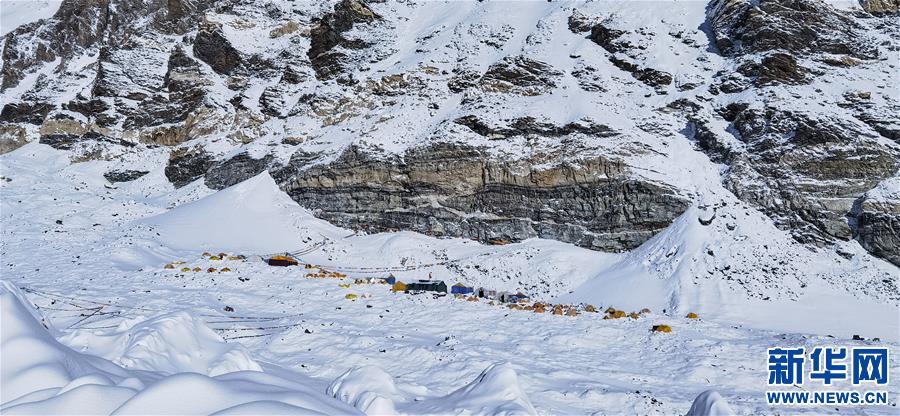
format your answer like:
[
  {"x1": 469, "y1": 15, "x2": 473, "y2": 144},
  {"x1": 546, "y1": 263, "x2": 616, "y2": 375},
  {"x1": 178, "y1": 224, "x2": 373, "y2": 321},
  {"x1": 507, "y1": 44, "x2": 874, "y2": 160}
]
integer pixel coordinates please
[{"x1": 1, "y1": 0, "x2": 897, "y2": 262}]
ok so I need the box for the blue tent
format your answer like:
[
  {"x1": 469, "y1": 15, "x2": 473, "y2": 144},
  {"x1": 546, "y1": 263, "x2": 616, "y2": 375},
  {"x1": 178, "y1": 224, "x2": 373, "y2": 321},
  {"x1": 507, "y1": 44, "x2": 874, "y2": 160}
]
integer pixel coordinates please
[
  {"x1": 382, "y1": 276, "x2": 396, "y2": 285},
  {"x1": 451, "y1": 283, "x2": 473, "y2": 295}
]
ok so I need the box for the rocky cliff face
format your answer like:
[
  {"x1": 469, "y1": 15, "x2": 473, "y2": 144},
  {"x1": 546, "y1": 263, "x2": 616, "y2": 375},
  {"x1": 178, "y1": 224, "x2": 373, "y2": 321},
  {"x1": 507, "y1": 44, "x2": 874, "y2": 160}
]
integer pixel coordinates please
[
  {"x1": 1, "y1": 0, "x2": 898, "y2": 267},
  {"x1": 279, "y1": 143, "x2": 689, "y2": 251}
]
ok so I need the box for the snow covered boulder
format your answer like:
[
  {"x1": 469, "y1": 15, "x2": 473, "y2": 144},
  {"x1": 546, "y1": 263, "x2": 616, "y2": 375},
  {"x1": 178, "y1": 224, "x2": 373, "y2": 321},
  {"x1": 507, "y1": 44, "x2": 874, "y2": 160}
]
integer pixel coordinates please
[
  {"x1": 685, "y1": 390, "x2": 735, "y2": 416},
  {"x1": 327, "y1": 366, "x2": 399, "y2": 415}
]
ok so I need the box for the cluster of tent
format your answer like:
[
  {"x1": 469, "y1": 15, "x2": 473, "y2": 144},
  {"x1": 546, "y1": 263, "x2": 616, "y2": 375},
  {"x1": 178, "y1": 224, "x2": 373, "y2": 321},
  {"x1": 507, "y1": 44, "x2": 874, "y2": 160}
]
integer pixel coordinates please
[
  {"x1": 383, "y1": 278, "x2": 541, "y2": 306},
  {"x1": 162, "y1": 252, "x2": 249, "y2": 274},
  {"x1": 307, "y1": 269, "x2": 347, "y2": 279},
  {"x1": 203, "y1": 252, "x2": 246, "y2": 261}
]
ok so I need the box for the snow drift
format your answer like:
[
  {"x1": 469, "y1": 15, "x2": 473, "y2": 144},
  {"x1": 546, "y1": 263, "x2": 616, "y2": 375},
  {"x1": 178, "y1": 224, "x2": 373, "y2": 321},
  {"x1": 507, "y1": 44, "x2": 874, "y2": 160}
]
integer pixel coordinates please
[
  {"x1": 328, "y1": 366, "x2": 400, "y2": 415},
  {"x1": 409, "y1": 363, "x2": 537, "y2": 416},
  {"x1": 60, "y1": 311, "x2": 262, "y2": 376},
  {"x1": 0, "y1": 282, "x2": 359, "y2": 415},
  {"x1": 685, "y1": 390, "x2": 735, "y2": 416}
]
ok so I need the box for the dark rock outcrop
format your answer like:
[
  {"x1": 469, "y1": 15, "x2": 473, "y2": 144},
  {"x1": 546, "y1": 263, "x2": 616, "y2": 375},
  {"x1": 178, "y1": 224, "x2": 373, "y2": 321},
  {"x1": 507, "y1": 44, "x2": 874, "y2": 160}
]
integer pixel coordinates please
[
  {"x1": 479, "y1": 56, "x2": 562, "y2": 95},
  {"x1": 454, "y1": 116, "x2": 618, "y2": 140},
  {"x1": 608, "y1": 56, "x2": 673, "y2": 88},
  {"x1": 860, "y1": 0, "x2": 900, "y2": 15},
  {"x1": 849, "y1": 194, "x2": 900, "y2": 266},
  {"x1": 39, "y1": 132, "x2": 133, "y2": 151},
  {"x1": 749, "y1": 53, "x2": 810, "y2": 86},
  {"x1": 164, "y1": 45, "x2": 203, "y2": 90},
  {"x1": 193, "y1": 21, "x2": 243, "y2": 75},
  {"x1": 204, "y1": 153, "x2": 273, "y2": 190},
  {"x1": 708, "y1": 0, "x2": 877, "y2": 59},
  {"x1": 447, "y1": 69, "x2": 481, "y2": 93},
  {"x1": 165, "y1": 148, "x2": 214, "y2": 188},
  {"x1": 567, "y1": 11, "x2": 596, "y2": 33},
  {"x1": 104, "y1": 170, "x2": 149, "y2": 183},
  {"x1": 280, "y1": 144, "x2": 690, "y2": 251},
  {"x1": 307, "y1": 0, "x2": 380, "y2": 81},
  {"x1": 589, "y1": 23, "x2": 627, "y2": 53},
  {"x1": 715, "y1": 105, "x2": 900, "y2": 245},
  {"x1": 0, "y1": 102, "x2": 54, "y2": 125},
  {"x1": 1, "y1": 0, "x2": 206, "y2": 91}
]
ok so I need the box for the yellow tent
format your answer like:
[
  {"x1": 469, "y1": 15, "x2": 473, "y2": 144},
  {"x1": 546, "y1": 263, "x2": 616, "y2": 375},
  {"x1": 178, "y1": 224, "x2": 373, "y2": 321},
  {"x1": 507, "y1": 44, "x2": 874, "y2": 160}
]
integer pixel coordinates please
[
  {"x1": 391, "y1": 281, "x2": 407, "y2": 292},
  {"x1": 651, "y1": 324, "x2": 672, "y2": 333},
  {"x1": 268, "y1": 255, "x2": 298, "y2": 267},
  {"x1": 345, "y1": 293, "x2": 358, "y2": 300},
  {"x1": 164, "y1": 263, "x2": 175, "y2": 269},
  {"x1": 180, "y1": 267, "x2": 191, "y2": 272}
]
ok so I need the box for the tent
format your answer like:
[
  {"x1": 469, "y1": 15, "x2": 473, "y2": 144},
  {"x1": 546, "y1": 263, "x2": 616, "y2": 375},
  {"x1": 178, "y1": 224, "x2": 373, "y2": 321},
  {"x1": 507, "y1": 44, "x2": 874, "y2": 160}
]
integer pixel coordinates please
[
  {"x1": 498, "y1": 292, "x2": 528, "y2": 303},
  {"x1": 475, "y1": 287, "x2": 496, "y2": 299},
  {"x1": 391, "y1": 281, "x2": 408, "y2": 292},
  {"x1": 267, "y1": 255, "x2": 298, "y2": 267},
  {"x1": 450, "y1": 283, "x2": 473, "y2": 295},
  {"x1": 382, "y1": 274, "x2": 396, "y2": 285},
  {"x1": 405, "y1": 280, "x2": 447, "y2": 294}
]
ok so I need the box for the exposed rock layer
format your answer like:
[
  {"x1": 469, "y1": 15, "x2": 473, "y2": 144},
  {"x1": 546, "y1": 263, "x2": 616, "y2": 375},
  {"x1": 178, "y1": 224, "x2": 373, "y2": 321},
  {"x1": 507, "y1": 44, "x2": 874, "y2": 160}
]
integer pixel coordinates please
[{"x1": 279, "y1": 144, "x2": 691, "y2": 251}]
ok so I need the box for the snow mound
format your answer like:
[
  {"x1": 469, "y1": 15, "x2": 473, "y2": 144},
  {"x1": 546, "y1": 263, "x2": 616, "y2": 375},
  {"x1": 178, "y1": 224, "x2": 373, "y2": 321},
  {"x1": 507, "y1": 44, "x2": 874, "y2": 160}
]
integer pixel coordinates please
[
  {"x1": 415, "y1": 363, "x2": 537, "y2": 416},
  {"x1": 685, "y1": 390, "x2": 735, "y2": 416},
  {"x1": 0, "y1": 281, "x2": 359, "y2": 415},
  {"x1": 559, "y1": 200, "x2": 899, "y2": 340},
  {"x1": 109, "y1": 371, "x2": 354, "y2": 415},
  {"x1": 327, "y1": 366, "x2": 399, "y2": 415},
  {"x1": 0, "y1": 283, "x2": 130, "y2": 406},
  {"x1": 61, "y1": 311, "x2": 262, "y2": 376},
  {"x1": 141, "y1": 172, "x2": 312, "y2": 253}
]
